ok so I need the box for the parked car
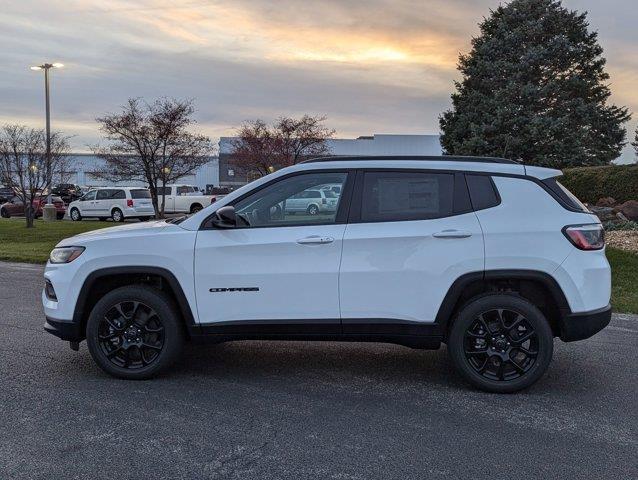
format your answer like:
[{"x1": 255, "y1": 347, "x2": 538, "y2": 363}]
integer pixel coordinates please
[
  {"x1": 67, "y1": 187, "x2": 154, "y2": 222},
  {"x1": 285, "y1": 188, "x2": 339, "y2": 215},
  {"x1": 51, "y1": 184, "x2": 82, "y2": 204},
  {"x1": 0, "y1": 185, "x2": 15, "y2": 204},
  {"x1": 43, "y1": 155, "x2": 610, "y2": 393},
  {"x1": 156, "y1": 184, "x2": 215, "y2": 214},
  {"x1": 1, "y1": 195, "x2": 66, "y2": 219}
]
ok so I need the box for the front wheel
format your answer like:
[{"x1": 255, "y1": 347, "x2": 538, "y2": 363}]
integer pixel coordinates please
[
  {"x1": 190, "y1": 203, "x2": 203, "y2": 214},
  {"x1": 70, "y1": 208, "x2": 81, "y2": 221},
  {"x1": 0, "y1": 208, "x2": 10, "y2": 218},
  {"x1": 447, "y1": 294, "x2": 553, "y2": 393},
  {"x1": 307, "y1": 204, "x2": 319, "y2": 215},
  {"x1": 86, "y1": 286, "x2": 184, "y2": 379}
]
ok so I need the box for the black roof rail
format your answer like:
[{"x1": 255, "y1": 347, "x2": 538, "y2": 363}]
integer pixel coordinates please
[{"x1": 301, "y1": 155, "x2": 519, "y2": 165}]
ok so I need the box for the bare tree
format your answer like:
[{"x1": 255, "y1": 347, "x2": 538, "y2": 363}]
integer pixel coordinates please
[
  {"x1": 229, "y1": 115, "x2": 335, "y2": 178},
  {"x1": 0, "y1": 124, "x2": 70, "y2": 228},
  {"x1": 93, "y1": 98, "x2": 213, "y2": 217}
]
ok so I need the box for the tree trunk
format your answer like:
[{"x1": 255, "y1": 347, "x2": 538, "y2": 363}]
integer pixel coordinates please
[
  {"x1": 25, "y1": 204, "x2": 34, "y2": 228},
  {"x1": 159, "y1": 179, "x2": 166, "y2": 219}
]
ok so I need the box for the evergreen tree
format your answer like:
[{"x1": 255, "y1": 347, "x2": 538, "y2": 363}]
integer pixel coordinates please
[{"x1": 439, "y1": 0, "x2": 630, "y2": 168}]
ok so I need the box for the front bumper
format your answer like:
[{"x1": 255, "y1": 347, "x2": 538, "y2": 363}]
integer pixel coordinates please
[
  {"x1": 44, "y1": 316, "x2": 84, "y2": 342},
  {"x1": 559, "y1": 304, "x2": 611, "y2": 342}
]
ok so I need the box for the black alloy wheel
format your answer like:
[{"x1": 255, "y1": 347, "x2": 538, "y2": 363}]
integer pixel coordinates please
[
  {"x1": 86, "y1": 286, "x2": 184, "y2": 379},
  {"x1": 448, "y1": 294, "x2": 553, "y2": 393},
  {"x1": 97, "y1": 301, "x2": 165, "y2": 370},
  {"x1": 463, "y1": 308, "x2": 538, "y2": 381}
]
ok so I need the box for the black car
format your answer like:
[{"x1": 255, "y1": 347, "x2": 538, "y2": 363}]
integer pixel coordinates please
[
  {"x1": 51, "y1": 184, "x2": 82, "y2": 203},
  {"x1": 0, "y1": 186, "x2": 14, "y2": 205}
]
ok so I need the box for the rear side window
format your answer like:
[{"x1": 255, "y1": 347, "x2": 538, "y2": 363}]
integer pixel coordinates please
[
  {"x1": 131, "y1": 189, "x2": 151, "y2": 199},
  {"x1": 361, "y1": 172, "x2": 454, "y2": 222},
  {"x1": 542, "y1": 177, "x2": 589, "y2": 213},
  {"x1": 112, "y1": 189, "x2": 126, "y2": 199},
  {"x1": 466, "y1": 174, "x2": 500, "y2": 210}
]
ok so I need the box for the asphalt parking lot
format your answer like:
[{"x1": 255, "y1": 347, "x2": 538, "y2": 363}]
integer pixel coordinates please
[{"x1": 1, "y1": 261, "x2": 636, "y2": 479}]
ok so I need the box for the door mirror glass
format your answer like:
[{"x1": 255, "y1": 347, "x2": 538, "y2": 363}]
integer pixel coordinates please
[{"x1": 211, "y1": 205, "x2": 236, "y2": 228}]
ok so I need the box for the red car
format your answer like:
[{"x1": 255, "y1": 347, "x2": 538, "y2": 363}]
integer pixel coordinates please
[{"x1": 0, "y1": 196, "x2": 66, "y2": 220}]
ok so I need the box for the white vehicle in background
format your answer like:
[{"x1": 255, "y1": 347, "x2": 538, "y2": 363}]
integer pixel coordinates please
[
  {"x1": 68, "y1": 187, "x2": 154, "y2": 222},
  {"x1": 156, "y1": 184, "x2": 215, "y2": 214}
]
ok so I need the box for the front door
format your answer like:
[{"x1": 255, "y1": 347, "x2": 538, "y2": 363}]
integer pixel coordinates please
[{"x1": 194, "y1": 170, "x2": 352, "y2": 327}]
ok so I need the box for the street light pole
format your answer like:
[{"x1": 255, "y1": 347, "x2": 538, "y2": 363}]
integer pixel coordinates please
[{"x1": 30, "y1": 62, "x2": 63, "y2": 208}]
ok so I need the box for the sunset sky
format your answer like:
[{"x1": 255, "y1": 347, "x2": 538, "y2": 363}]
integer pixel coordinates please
[{"x1": 1, "y1": 0, "x2": 636, "y2": 161}]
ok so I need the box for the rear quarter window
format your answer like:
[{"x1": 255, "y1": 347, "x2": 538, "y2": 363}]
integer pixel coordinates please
[
  {"x1": 465, "y1": 174, "x2": 500, "y2": 211},
  {"x1": 131, "y1": 189, "x2": 151, "y2": 199}
]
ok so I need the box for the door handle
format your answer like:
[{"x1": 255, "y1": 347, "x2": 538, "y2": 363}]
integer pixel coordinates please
[
  {"x1": 297, "y1": 236, "x2": 334, "y2": 245},
  {"x1": 432, "y1": 230, "x2": 472, "y2": 239}
]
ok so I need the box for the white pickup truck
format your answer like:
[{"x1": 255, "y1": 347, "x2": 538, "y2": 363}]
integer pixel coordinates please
[{"x1": 156, "y1": 184, "x2": 215, "y2": 214}]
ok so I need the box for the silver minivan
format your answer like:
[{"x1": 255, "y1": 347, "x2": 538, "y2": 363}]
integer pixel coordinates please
[{"x1": 68, "y1": 187, "x2": 154, "y2": 222}]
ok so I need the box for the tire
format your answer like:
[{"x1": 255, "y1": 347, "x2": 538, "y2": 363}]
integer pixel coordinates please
[
  {"x1": 56, "y1": 212, "x2": 65, "y2": 220},
  {"x1": 190, "y1": 203, "x2": 203, "y2": 214},
  {"x1": 307, "y1": 204, "x2": 319, "y2": 215},
  {"x1": 98, "y1": 217, "x2": 108, "y2": 222},
  {"x1": 70, "y1": 208, "x2": 81, "y2": 221},
  {"x1": 111, "y1": 208, "x2": 124, "y2": 222},
  {"x1": 447, "y1": 294, "x2": 553, "y2": 393},
  {"x1": 86, "y1": 285, "x2": 184, "y2": 380},
  {"x1": 0, "y1": 208, "x2": 10, "y2": 218}
]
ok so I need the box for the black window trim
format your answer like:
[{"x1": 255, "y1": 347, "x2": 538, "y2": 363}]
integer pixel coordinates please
[
  {"x1": 348, "y1": 168, "x2": 473, "y2": 224},
  {"x1": 200, "y1": 169, "x2": 356, "y2": 230}
]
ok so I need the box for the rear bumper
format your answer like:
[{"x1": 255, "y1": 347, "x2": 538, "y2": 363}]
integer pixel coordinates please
[
  {"x1": 44, "y1": 316, "x2": 84, "y2": 342},
  {"x1": 559, "y1": 304, "x2": 611, "y2": 342}
]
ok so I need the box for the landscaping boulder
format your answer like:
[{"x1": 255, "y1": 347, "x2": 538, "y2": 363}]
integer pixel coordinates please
[
  {"x1": 589, "y1": 206, "x2": 616, "y2": 222},
  {"x1": 616, "y1": 200, "x2": 638, "y2": 221},
  {"x1": 596, "y1": 197, "x2": 616, "y2": 208}
]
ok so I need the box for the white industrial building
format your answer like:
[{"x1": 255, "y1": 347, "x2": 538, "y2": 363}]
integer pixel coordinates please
[{"x1": 63, "y1": 134, "x2": 442, "y2": 190}]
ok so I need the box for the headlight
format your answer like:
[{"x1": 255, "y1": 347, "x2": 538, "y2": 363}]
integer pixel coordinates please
[{"x1": 49, "y1": 246, "x2": 85, "y2": 264}]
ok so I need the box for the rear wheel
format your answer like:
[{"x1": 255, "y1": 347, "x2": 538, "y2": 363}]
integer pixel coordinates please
[
  {"x1": 447, "y1": 294, "x2": 553, "y2": 393},
  {"x1": 190, "y1": 203, "x2": 203, "y2": 214},
  {"x1": 111, "y1": 208, "x2": 124, "y2": 222},
  {"x1": 56, "y1": 212, "x2": 65, "y2": 220},
  {"x1": 70, "y1": 208, "x2": 81, "y2": 221},
  {"x1": 86, "y1": 286, "x2": 184, "y2": 379},
  {"x1": 0, "y1": 208, "x2": 10, "y2": 218}
]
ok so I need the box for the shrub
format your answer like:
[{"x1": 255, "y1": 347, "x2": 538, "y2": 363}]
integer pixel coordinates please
[
  {"x1": 603, "y1": 220, "x2": 638, "y2": 231},
  {"x1": 560, "y1": 164, "x2": 638, "y2": 204}
]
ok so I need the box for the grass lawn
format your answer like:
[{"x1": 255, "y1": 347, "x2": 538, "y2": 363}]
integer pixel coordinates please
[
  {"x1": 0, "y1": 218, "x2": 113, "y2": 263},
  {"x1": 606, "y1": 247, "x2": 638, "y2": 314},
  {"x1": 1, "y1": 218, "x2": 637, "y2": 313}
]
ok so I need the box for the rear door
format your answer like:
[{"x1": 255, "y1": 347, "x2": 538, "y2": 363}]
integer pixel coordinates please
[{"x1": 339, "y1": 170, "x2": 484, "y2": 330}]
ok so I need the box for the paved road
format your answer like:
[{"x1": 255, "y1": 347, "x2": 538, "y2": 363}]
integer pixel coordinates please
[{"x1": 1, "y1": 261, "x2": 636, "y2": 480}]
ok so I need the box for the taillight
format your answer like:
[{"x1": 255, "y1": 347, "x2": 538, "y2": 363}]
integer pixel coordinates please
[
  {"x1": 127, "y1": 199, "x2": 134, "y2": 207},
  {"x1": 211, "y1": 196, "x2": 216, "y2": 204},
  {"x1": 562, "y1": 224, "x2": 605, "y2": 250}
]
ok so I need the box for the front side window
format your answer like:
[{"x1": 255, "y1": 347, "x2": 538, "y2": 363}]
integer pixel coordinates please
[
  {"x1": 234, "y1": 172, "x2": 348, "y2": 228},
  {"x1": 82, "y1": 190, "x2": 97, "y2": 201},
  {"x1": 361, "y1": 171, "x2": 454, "y2": 222}
]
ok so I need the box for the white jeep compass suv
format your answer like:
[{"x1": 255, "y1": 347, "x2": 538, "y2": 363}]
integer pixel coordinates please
[{"x1": 43, "y1": 156, "x2": 611, "y2": 393}]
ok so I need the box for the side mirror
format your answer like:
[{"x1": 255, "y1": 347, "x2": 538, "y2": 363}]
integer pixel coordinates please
[{"x1": 211, "y1": 205, "x2": 236, "y2": 228}]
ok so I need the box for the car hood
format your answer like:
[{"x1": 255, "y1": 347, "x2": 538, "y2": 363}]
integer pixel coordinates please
[{"x1": 57, "y1": 220, "x2": 177, "y2": 246}]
